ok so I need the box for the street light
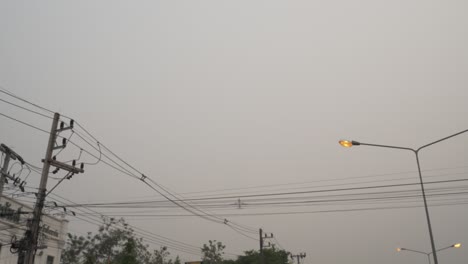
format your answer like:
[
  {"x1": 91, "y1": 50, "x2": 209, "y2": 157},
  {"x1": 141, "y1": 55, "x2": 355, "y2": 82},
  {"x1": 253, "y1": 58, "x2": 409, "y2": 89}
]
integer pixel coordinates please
[
  {"x1": 339, "y1": 128, "x2": 468, "y2": 264},
  {"x1": 396, "y1": 243, "x2": 461, "y2": 264}
]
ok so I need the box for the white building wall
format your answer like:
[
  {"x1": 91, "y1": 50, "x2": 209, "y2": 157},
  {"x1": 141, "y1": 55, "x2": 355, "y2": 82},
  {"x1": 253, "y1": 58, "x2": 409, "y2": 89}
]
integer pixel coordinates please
[{"x1": 0, "y1": 196, "x2": 68, "y2": 264}]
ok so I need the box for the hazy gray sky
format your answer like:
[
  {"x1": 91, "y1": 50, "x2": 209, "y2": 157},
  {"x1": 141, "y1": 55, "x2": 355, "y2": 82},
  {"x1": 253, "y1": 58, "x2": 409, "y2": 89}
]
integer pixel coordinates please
[{"x1": 1, "y1": 1, "x2": 468, "y2": 263}]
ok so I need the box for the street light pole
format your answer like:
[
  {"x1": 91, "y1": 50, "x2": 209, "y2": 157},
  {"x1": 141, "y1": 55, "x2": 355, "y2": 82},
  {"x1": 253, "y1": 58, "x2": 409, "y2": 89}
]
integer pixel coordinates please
[
  {"x1": 397, "y1": 243, "x2": 461, "y2": 264},
  {"x1": 339, "y1": 128, "x2": 468, "y2": 264}
]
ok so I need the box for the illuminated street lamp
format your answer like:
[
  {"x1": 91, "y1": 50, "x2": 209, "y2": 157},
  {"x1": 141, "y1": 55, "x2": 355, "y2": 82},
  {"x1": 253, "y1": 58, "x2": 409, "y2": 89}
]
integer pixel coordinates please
[
  {"x1": 397, "y1": 243, "x2": 461, "y2": 264},
  {"x1": 339, "y1": 128, "x2": 468, "y2": 264}
]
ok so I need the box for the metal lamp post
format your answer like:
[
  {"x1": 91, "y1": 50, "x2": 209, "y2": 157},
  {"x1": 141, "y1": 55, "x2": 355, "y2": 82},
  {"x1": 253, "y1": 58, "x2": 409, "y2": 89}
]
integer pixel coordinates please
[
  {"x1": 397, "y1": 243, "x2": 461, "y2": 264},
  {"x1": 339, "y1": 128, "x2": 468, "y2": 264}
]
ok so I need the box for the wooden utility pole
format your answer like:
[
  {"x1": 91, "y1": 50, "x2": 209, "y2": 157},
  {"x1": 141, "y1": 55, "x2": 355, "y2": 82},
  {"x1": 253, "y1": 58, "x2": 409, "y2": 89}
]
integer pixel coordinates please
[
  {"x1": 22, "y1": 113, "x2": 83, "y2": 264},
  {"x1": 23, "y1": 113, "x2": 59, "y2": 264},
  {"x1": 259, "y1": 228, "x2": 264, "y2": 264},
  {"x1": 259, "y1": 229, "x2": 274, "y2": 264}
]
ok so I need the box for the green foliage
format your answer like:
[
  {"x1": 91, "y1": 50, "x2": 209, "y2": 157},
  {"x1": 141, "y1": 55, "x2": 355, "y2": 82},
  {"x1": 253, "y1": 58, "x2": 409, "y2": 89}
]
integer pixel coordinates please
[
  {"x1": 202, "y1": 240, "x2": 226, "y2": 264},
  {"x1": 61, "y1": 217, "x2": 173, "y2": 264},
  {"x1": 150, "y1": 246, "x2": 173, "y2": 264},
  {"x1": 222, "y1": 259, "x2": 237, "y2": 264},
  {"x1": 236, "y1": 248, "x2": 291, "y2": 264},
  {"x1": 61, "y1": 233, "x2": 90, "y2": 264},
  {"x1": 114, "y1": 238, "x2": 138, "y2": 264},
  {"x1": 63, "y1": 224, "x2": 290, "y2": 264},
  {"x1": 174, "y1": 255, "x2": 181, "y2": 264}
]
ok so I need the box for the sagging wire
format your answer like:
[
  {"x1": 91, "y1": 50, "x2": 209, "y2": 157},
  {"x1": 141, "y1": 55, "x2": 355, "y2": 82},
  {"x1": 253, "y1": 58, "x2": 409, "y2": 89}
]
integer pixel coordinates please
[
  {"x1": 0, "y1": 93, "x2": 261, "y2": 238},
  {"x1": 224, "y1": 220, "x2": 259, "y2": 241},
  {"x1": 140, "y1": 177, "x2": 225, "y2": 224},
  {"x1": 83, "y1": 141, "x2": 101, "y2": 165},
  {"x1": 8, "y1": 162, "x2": 23, "y2": 178},
  {"x1": 3, "y1": 162, "x2": 27, "y2": 194},
  {"x1": 273, "y1": 237, "x2": 286, "y2": 251},
  {"x1": 147, "y1": 176, "x2": 259, "y2": 233},
  {"x1": 63, "y1": 149, "x2": 83, "y2": 164},
  {"x1": 10, "y1": 166, "x2": 31, "y2": 197},
  {"x1": 64, "y1": 132, "x2": 102, "y2": 166}
]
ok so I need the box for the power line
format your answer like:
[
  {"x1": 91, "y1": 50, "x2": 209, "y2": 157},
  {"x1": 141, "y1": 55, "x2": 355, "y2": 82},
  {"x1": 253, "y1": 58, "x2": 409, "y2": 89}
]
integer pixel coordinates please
[
  {"x1": 50, "y1": 191, "x2": 468, "y2": 212},
  {"x1": 0, "y1": 87, "x2": 55, "y2": 115},
  {"x1": 54, "y1": 180, "x2": 468, "y2": 213},
  {"x1": 0, "y1": 109, "x2": 256, "y2": 235},
  {"x1": 143, "y1": 177, "x2": 259, "y2": 235},
  {"x1": 48, "y1": 193, "x2": 210, "y2": 256},
  {"x1": 8, "y1": 91, "x2": 465, "y2": 259},
  {"x1": 171, "y1": 166, "x2": 468, "y2": 197},
  {"x1": 65, "y1": 201, "x2": 468, "y2": 218},
  {"x1": 272, "y1": 237, "x2": 286, "y2": 251},
  {"x1": 0, "y1": 97, "x2": 53, "y2": 119},
  {"x1": 45, "y1": 192, "x2": 244, "y2": 257},
  {"x1": 140, "y1": 179, "x2": 224, "y2": 225},
  {"x1": 2, "y1": 108, "x2": 467, "y2": 206},
  {"x1": 67, "y1": 122, "x2": 259, "y2": 233},
  {"x1": 157, "y1": 178, "x2": 468, "y2": 201},
  {"x1": 57, "y1": 178, "x2": 468, "y2": 208},
  {"x1": 226, "y1": 224, "x2": 258, "y2": 242},
  {"x1": 54, "y1": 192, "x2": 468, "y2": 216},
  {"x1": 67, "y1": 120, "x2": 256, "y2": 231},
  {"x1": 178, "y1": 172, "x2": 468, "y2": 200},
  {"x1": 0, "y1": 112, "x2": 50, "y2": 134},
  {"x1": 0, "y1": 92, "x2": 253, "y2": 257}
]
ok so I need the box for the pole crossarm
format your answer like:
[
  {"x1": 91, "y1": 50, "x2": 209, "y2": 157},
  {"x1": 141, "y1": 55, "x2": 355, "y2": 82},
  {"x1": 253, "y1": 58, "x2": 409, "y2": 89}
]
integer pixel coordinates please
[
  {"x1": 0, "y1": 144, "x2": 27, "y2": 197},
  {"x1": 0, "y1": 144, "x2": 25, "y2": 164}
]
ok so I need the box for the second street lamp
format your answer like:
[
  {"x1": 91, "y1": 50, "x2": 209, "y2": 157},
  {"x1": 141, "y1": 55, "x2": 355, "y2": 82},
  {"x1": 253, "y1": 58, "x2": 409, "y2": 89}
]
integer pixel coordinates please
[
  {"x1": 397, "y1": 243, "x2": 461, "y2": 264},
  {"x1": 339, "y1": 128, "x2": 468, "y2": 264}
]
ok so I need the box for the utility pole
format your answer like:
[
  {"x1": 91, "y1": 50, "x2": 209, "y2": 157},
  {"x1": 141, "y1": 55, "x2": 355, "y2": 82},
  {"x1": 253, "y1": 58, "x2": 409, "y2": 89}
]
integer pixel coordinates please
[
  {"x1": 21, "y1": 113, "x2": 83, "y2": 264},
  {"x1": 0, "y1": 144, "x2": 25, "y2": 197},
  {"x1": 259, "y1": 229, "x2": 273, "y2": 264},
  {"x1": 290, "y1": 253, "x2": 306, "y2": 264},
  {"x1": 259, "y1": 228, "x2": 264, "y2": 264},
  {"x1": 23, "y1": 113, "x2": 59, "y2": 264}
]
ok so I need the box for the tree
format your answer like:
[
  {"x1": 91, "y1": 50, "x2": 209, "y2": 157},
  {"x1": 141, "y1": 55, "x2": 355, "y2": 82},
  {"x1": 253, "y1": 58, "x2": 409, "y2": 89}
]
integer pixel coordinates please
[
  {"x1": 114, "y1": 238, "x2": 138, "y2": 264},
  {"x1": 222, "y1": 259, "x2": 237, "y2": 264},
  {"x1": 202, "y1": 240, "x2": 226, "y2": 264},
  {"x1": 61, "y1": 217, "x2": 186, "y2": 264},
  {"x1": 61, "y1": 233, "x2": 90, "y2": 264},
  {"x1": 61, "y1": 217, "x2": 150, "y2": 264},
  {"x1": 174, "y1": 255, "x2": 181, "y2": 264},
  {"x1": 236, "y1": 248, "x2": 291, "y2": 264},
  {"x1": 150, "y1": 246, "x2": 173, "y2": 264}
]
